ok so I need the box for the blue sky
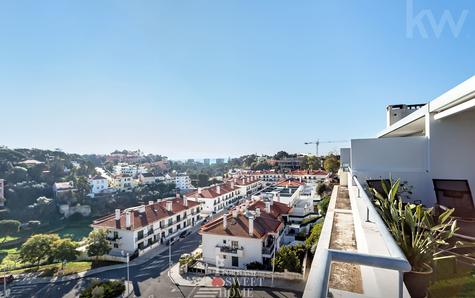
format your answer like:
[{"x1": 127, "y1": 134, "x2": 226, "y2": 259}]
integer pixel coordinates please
[{"x1": 1, "y1": 0, "x2": 474, "y2": 159}]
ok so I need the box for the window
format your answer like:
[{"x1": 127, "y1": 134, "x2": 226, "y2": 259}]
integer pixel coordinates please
[
  {"x1": 114, "y1": 243, "x2": 118, "y2": 248},
  {"x1": 231, "y1": 241, "x2": 238, "y2": 249},
  {"x1": 223, "y1": 239, "x2": 227, "y2": 244}
]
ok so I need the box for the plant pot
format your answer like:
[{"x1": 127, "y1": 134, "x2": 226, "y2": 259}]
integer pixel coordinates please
[{"x1": 403, "y1": 263, "x2": 433, "y2": 298}]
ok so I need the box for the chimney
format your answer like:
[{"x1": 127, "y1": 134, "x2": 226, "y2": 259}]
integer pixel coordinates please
[
  {"x1": 166, "y1": 201, "x2": 173, "y2": 212},
  {"x1": 265, "y1": 202, "x2": 271, "y2": 213},
  {"x1": 115, "y1": 209, "x2": 121, "y2": 221},
  {"x1": 249, "y1": 217, "x2": 254, "y2": 236},
  {"x1": 247, "y1": 177, "x2": 250, "y2": 183},
  {"x1": 148, "y1": 201, "x2": 154, "y2": 205},
  {"x1": 216, "y1": 185, "x2": 221, "y2": 194},
  {"x1": 176, "y1": 193, "x2": 180, "y2": 199},
  {"x1": 198, "y1": 188, "x2": 202, "y2": 194},
  {"x1": 232, "y1": 209, "x2": 238, "y2": 218},
  {"x1": 230, "y1": 181, "x2": 235, "y2": 188},
  {"x1": 277, "y1": 193, "x2": 281, "y2": 202},
  {"x1": 125, "y1": 211, "x2": 131, "y2": 228},
  {"x1": 256, "y1": 208, "x2": 261, "y2": 217},
  {"x1": 242, "y1": 178, "x2": 245, "y2": 184},
  {"x1": 183, "y1": 195, "x2": 188, "y2": 207},
  {"x1": 223, "y1": 214, "x2": 228, "y2": 229},
  {"x1": 139, "y1": 205, "x2": 146, "y2": 213}
]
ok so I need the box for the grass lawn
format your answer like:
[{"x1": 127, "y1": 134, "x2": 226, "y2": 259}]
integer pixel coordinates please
[
  {"x1": 57, "y1": 225, "x2": 92, "y2": 241},
  {"x1": 8, "y1": 261, "x2": 93, "y2": 277},
  {"x1": 428, "y1": 258, "x2": 475, "y2": 298}
]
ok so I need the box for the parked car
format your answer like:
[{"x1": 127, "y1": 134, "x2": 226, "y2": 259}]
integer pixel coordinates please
[{"x1": 0, "y1": 275, "x2": 13, "y2": 284}]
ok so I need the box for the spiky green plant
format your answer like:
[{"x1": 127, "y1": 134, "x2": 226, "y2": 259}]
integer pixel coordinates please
[{"x1": 370, "y1": 178, "x2": 458, "y2": 271}]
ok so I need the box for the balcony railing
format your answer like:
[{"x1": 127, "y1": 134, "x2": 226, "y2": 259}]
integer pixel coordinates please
[
  {"x1": 217, "y1": 245, "x2": 243, "y2": 254},
  {"x1": 303, "y1": 171, "x2": 411, "y2": 298},
  {"x1": 261, "y1": 243, "x2": 275, "y2": 255}
]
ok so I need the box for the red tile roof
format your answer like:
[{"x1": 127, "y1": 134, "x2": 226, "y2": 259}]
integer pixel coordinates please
[
  {"x1": 185, "y1": 183, "x2": 240, "y2": 199},
  {"x1": 92, "y1": 198, "x2": 200, "y2": 230},
  {"x1": 200, "y1": 199, "x2": 289, "y2": 239},
  {"x1": 275, "y1": 179, "x2": 305, "y2": 187},
  {"x1": 290, "y1": 169, "x2": 328, "y2": 176}
]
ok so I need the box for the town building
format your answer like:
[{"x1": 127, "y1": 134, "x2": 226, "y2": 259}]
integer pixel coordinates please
[
  {"x1": 139, "y1": 172, "x2": 159, "y2": 185},
  {"x1": 232, "y1": 176, "x2": 263, "y2": 197},
  {"x1": 113, "y1": 163, "x2": 147, "y2": 177},
  {"x1": 91, "y1": 196, "x2": 201, "y2": 257},
  {"x1": 89, "y1": 175, "x2": 110, "y2": 195},
  {"x1": 52, "y1": 181, "x2": 75, "y2": 198},
  {"x1": 288, "y1": 169, "x2": 328, "y2": 182},
  {"x1": 200, "y1": 198, "x2": 290, "y2": 269},
  {"x1": 174, "y1": 173, "x2": 194, "y2": 190},
  {"x1": 186, "y1": 183, "x2": 241, "y2": 214},
  {"x1": 112, "y1": 174, "x2": 133, "y2": 192}
]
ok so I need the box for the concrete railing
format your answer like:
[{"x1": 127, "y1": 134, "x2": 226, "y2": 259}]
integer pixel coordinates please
[
  {"x1": 206, "y1": 265, "x2": 303, "y2": 280},
  {"x1": 303, "y1": 173, "x2": 411, "y2": 298}
]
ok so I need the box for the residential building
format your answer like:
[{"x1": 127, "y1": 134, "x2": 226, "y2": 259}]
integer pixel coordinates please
[
  {"x1": 52, "y1": 181, "x2": 75, "y2": 198},
  {"x1": 139, "y1": 172, "x2": 159, "y2": 185},
  {"x1": 304, "y1": 77, "x2": 475, "y2": 297},
  {"x1": 0, "y1": 179, "x2": 5, "y2": 209},
  {"x1": 113, "y1": 163, "x2": 147, "y2": 177},
  {"x1": 112, "y1": 174, "x2": 133, "y2": 192},
  {"x1": 200, "y1": 198, "x2": 290, "y2": 269},
  {"x1": 288, "y1": 169, "x2": 328, "y2": 182},
  {"x1": 232, "y1": 176, "x2": 263, "y2": 196},
  {"x1": 91, "y1": 196, "x2": 201, "y2": 257},
  {"x1": 203, "y1": 158, "x2": 210, "y2": 165},
  {"x1": 89, "y1": 175, "x2": 109, "y2": 195},
  {"x1": 276, "y1": 157, "x2": 302, "y2": 170},
  {"x1": 186, "y1": 183, "x2": 241, "y2": 214},
  {"x1": 252, "y1": 170, "x2": 285, "y2": 182},
  {"x1": 174, "y1": 173, "x2": 194, "y2": 190},
  {"x1": 215, "y1": 158, "x2": 225, "y2": 164}
]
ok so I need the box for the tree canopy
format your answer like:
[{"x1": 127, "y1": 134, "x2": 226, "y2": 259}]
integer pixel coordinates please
[{"x1": 86, "y1": 229, "x2": 111, "y2": 261}]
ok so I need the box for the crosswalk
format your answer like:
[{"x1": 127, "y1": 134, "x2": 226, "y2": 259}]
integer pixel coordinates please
[
  {"x1": 191, "y1": 287, "x2": 222, "y2": 298},
  {"x1": 2, "y1": 284, "x2": 38, "y2": 298}
]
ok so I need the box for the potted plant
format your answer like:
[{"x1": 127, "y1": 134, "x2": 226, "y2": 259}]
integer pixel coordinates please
[{"x1": 370, "y1": 178, "x2": 457, "y2": 298}]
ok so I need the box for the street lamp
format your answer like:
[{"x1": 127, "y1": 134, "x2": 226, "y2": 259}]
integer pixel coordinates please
[
  {"x1": 271, "y1": 234, "x2": 277, "y2": 287},
  {"x1": 169, "y1": 239, "x2": 176, "y2": 269},
  {"x1": 121, "y1": 251, "x2": 130, "y2": 295}
]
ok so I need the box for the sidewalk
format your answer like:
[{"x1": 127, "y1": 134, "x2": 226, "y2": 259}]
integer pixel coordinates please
[
  {"x1": 168, "y1": 263, "x2": 307, "y2": 292},
  {"x1": 12, "y1": 225, "x2": 202, "y2": 286}
]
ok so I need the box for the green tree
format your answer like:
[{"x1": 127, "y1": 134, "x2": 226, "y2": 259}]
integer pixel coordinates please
[
  {"x1": 19, "y1": 234, "x2": 59, "y2": 268},
  {"x1": 273, "y1": 151, "x2": 289, "y2": 160},
  {"x1": 0, "y1": 220, "x2": 20, "y2": 243},
  {"x1": 86, "y1": 230, "x2": 111, "y2": 262},
  {"x1": 319, "y1": 195, "x2": 330, "y2": 216},
  {"x1": 53, "y1": 238, "x2": 79, "y2": 268},
  {"x1": 273, "y1": 244, "x2": 305, "y2": 273},
  {"x1": 305, "y1": 222, "x2": 323, "y2": 252},
  {"x1": 323, "y1": 155, "x2": 340, "y2": 173},
  {"x1": 76, "y1": 176, "x2": 91, "y2": 200}
]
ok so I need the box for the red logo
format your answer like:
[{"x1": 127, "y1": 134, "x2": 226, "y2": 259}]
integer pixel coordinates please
[{"x1": 211, "y1": 277, "x2": 225, "y2": 287}]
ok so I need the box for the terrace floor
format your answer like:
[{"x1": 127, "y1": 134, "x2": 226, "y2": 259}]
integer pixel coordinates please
[{"x1": 328, "y1": 186, "x2": 363, "y2": 294}]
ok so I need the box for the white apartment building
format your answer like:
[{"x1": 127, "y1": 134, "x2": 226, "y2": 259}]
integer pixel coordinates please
[
  {"x1": 232, "y1": 176, "x2": 263, "y2": 196},
  {"x1": 288, "y1": 169, "x2": 328, "y2": 182},
  {"x1": 91, "y1": 196, "x2": 201, "y2": 257},
  {"x1": 89, "y1": 175, "x2": 109, "y2": 195},
  {"x1": 252, "y1": 170, "x2": 285, "y2": 182},
  {"x1": 113, "y1": 163, "x2": 147, "y2": 177},
  {"x1": 53, "y1": 181, "x2": 75, "y2": 198},
  {"x1": 304, "y1": 77, "x2": 475, "y2": 298},
  {"x1": 186, "y1": 183, "x2": 241, "y2": 214},
  {"x1": 175, "y1": 173, "x2": 193, "y2": 190},
  {"x1": 200, "y1": 199, "x2": 290, "y2": 269}
]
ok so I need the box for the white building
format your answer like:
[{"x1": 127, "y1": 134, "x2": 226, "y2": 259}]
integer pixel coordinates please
[
  {"x1": 288, "y1": 169, "x2": 328, "y2": 182},
  {"x1": 186, "y1": 183, "x2": 241, "y2": 214},
  {"x1": 139, "y1": 172, "x2": 159, "y2": 185},
  {"x1": 200, "y1": 199, "x2": 290, "y2": 269},
  {"x1": 89, "y1": 175, "x2": 109, "y2": 195},
  {"x1": 304, "y1": 77, "x2": 475, "y2": 298},
  {"x1": 232, "y1": 176, "x2": 263, "y2": 196},
  {"x1": 113, "y1": 163, "x2": 147, "y2": 177},
  {"x1": 175, "y1": 173, "x2": 193, "y2": 190},
  {"x1": 91, "y1": 196, "x2": 201, "y2": 256},
  {"x1": 53, "y1": 181, "x2": 75, "y2": 198}
]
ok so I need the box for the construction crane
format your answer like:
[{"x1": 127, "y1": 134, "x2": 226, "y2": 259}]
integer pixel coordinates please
[{"x1": 304, "y1": 139, "x2": 348, "y2": 157}]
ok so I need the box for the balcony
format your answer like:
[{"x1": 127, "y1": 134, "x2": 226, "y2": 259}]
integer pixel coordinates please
[
  {"x1": 303, "y1": 171, "x2": 411, "y2": 298},
  {"x1": 261, "y1": 243, "x2": 275, "y2": 256},
  {"x1": 216, "y1": 245, "x2": 244, "y2": 257}
]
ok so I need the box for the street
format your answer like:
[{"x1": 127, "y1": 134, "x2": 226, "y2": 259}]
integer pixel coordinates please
[{"x1": 6, "y1": 230, "x2": 302, "y2": 298}]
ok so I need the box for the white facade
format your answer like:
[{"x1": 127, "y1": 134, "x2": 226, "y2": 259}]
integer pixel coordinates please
[
  {"x1": 90, "y1": 176, "x2": 109, "y2": 194},
  {"x1": 186, "y1": 184, "x2": 241, "y2": 214},
  {"x1": 113, "y1": 163, "x2": 147, "y2": 177},
  {"x1": 112, "y1": 175, "x2": 133, "y2": 192},
  {"x1": 175, "y1": 174, "x2": 193, "y2": 190}
]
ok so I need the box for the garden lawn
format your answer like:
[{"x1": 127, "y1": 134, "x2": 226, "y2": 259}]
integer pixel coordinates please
[{"x1": 8, "y1": 261, "x2": 93, "y2": 277}]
